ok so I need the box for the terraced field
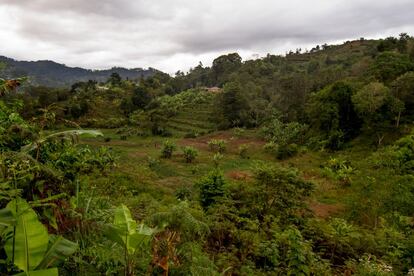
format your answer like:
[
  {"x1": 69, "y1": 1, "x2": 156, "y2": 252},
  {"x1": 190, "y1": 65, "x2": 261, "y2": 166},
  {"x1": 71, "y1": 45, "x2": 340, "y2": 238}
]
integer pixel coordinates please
[{"x1": 166, "y1": 103, "x2": 218, "y2": 136}]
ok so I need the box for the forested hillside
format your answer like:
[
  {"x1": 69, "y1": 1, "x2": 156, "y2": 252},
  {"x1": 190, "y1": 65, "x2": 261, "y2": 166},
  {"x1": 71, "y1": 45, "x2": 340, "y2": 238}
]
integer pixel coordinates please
[
  {"x1": 0, "y1": 56, "x2": 158, "y2": 87},
  {"x1": 1, "y1": 34, "x2": 414, "y2": 275}
]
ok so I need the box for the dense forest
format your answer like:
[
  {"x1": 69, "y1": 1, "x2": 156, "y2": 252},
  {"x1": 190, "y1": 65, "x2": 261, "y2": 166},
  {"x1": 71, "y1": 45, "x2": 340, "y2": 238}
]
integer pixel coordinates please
[{"x1": 1, "y1": 34, "x2": 414, "y2": 275}]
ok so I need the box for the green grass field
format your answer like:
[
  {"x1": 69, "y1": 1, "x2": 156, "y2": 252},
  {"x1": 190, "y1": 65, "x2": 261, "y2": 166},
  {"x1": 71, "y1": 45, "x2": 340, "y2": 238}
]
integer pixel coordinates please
[{"x1": 79, "y1": 128, "x2": 380, "y2": 221}]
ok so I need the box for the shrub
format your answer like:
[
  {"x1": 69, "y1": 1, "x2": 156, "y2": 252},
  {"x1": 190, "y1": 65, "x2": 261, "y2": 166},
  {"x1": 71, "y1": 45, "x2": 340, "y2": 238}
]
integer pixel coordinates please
[
  {"x1": 261, "y1": 118, "x2": 307, "y2": 146},
  {"x1": 182, "y1": 146, "x2": 198, "y2": 163},
  {"x1": 346, "y1": 255, "x2": 394, "y2": 275},
  {"x1": 161, "y1": 140, "x2": 176, "y2": 158},
  {"x1": 212, "y1": 153, "x2": 223, "y2": 168},
  {"x1": 175, "y1": 186, "x2": 192, "y2": 201},
  {"x1": 197, "y1": 169, "x2": 226, "y2": 210},
  {"x1": 238, "y1": 144, "x2": 249, "y2": 159},
  {"x1": 276, "y1": 143, "x2": 299, "y2": 160},
  {"x1": 322, "y1": 157, "x2": 355, "y2": 186},
  {"x1": 253, "y1": 163, "x2": 314, "y2": 221},
  {"x1": 208, "y1": 139, "x2": 226, "y2": 153},
  {"x1": 232, "y1": 127, "x2": 245, "y2": 137},
  {"x1": 264, "y1": 142, "x2": 299, "y2": 160},
  {"x1": 147, "y1": 156, "x2": 160, "y2": 169}
]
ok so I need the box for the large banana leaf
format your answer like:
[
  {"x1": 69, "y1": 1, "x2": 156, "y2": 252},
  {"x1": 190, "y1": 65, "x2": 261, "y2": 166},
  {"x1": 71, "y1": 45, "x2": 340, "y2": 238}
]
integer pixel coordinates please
[
  {"x1": 0, "y1": 207, "x2": 16, "y2": 227},
  {"x1": 4, "y1": 198, "x2": 49, "y2": 272},
  {"x1": 114, "y1": 204, "x2": 137, "y2": 235},
  {"x1": 114, "y1": 204, "x2": 137, "y2": 254},
  {"x1": 21, "y1": 130, "x2": 103, "y2": 153},
  {"x1": 0, "y1": 207, "x2": 16, "y2": 237},
  {"x1": 36, "y1": 235, "x2": 78, "y2": 269},
  {"x1": 105, "y1": 205, "x2": 153, "y2": 255},
  {"x1": 128, "y1": 224, "x2": 154, "y2": 251},
  {"x1": 14, "y1": 268, "x2": 58, "y2": 276}
]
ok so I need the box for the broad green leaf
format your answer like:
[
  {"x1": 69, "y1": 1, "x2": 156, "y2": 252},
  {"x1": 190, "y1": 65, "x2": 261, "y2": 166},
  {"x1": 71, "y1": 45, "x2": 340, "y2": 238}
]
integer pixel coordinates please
[
  {"x1": 129, "y1": 224, "x2": 154, "y2": 253},
  {"x1": 21, "y1": 130, "x2": 103, "y2": 152},
  {"x1": 36, "y1": 235, "x2": 78, "y2": 269},
  {"x1": 0, "y1": 207, "x2": 16, "y2": 227},
  {"x1": 104, "y1": 224, "x2": 127, "y2": 247},
  {"x1": 114, "y1": 204, "x2": 137, "y2": 254},
  {"x1": 114, "y1": 204, "x2": 137, "y2": 235},
  {"x1": 5, "y1": 198, "x2": 49, "y2": 272},
  {"x1": 105, "y1": 205, "x2": 154, "y2": 255},
  {"x1": 14, "y1": 267, "x2": 58, "y2": 276}
]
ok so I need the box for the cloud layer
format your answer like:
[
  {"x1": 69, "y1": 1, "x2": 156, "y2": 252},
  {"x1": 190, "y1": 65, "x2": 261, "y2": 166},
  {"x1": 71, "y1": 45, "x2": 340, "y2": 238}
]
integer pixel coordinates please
[{"x1": 1, "y1": 0, "x2": 413, "y2": 73}]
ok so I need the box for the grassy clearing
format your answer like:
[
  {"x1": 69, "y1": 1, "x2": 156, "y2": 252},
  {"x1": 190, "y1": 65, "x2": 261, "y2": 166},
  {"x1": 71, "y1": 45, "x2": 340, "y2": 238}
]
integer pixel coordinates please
[
  {"x1": 80, "y1": 126, "x2": 399, "y2": 228},
  {"x1": 79, "y1": 128, "x2": 385, "y2": 221}
]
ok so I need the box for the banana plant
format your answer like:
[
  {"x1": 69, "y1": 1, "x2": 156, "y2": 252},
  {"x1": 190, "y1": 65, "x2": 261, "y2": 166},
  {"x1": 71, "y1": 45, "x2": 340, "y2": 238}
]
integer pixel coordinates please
[
  {"x1": 20, "y1": 130, "x2": 103, "y2": 153},
  {"x1": 105, "y1": 204, "x2": 155, "y2": 276},
  {"x1": 1, "y1": 198, "x2": 77, "y2": 275}
]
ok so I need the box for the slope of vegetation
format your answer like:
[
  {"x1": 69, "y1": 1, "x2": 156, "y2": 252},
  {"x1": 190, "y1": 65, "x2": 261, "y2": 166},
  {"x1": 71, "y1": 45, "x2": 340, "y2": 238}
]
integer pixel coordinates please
[
  {"x1": 1, "y1": 34, "x2": 414, "y2": 275},
  {"x1": 0, "y1": 55, "x2": 158, "y2": 87}
]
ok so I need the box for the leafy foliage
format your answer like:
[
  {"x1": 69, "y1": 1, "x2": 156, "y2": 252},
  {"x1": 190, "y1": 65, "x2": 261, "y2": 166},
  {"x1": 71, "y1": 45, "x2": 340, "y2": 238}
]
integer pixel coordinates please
[
  {"x1": 160, "y1": 140, "x2": 176, "y2": 159},
  {"x1": 197, "y1": 170, "x2": 227, "y2": 210},
  {"x1": 182, "y1": 146, "x2": 198, "y2": 163}
]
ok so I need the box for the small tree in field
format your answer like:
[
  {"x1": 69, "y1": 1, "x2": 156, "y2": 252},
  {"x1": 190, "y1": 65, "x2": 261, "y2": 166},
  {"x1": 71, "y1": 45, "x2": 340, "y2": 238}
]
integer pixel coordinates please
[
  {"x1": 182, "y1": 146, "x2": 198, "y2": 163},
  {"x1": 197, "y1": 169, "x2": 226, "y2": 210},
  {"x1": 161, "y1": 140, "x2": 176, "y2": 158},
  {"x1": 238, "y1": 144, "x2": 249, "y2": 159},
  {"x1": 207, "y1": 139, "x2": 226, "y2": 153}
]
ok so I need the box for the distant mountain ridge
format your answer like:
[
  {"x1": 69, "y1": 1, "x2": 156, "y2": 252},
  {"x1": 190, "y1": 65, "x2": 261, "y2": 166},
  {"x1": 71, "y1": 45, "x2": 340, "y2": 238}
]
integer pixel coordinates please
[{"x1": 0, "y1": 55, "x2": 159, "y2": 87}]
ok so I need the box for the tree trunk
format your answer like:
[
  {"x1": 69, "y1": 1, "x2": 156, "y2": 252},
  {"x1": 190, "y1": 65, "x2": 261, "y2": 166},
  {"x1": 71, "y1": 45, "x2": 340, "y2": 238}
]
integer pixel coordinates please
[
  {"x1": 377, "y1": 134, "x2": 385, "y2": 147},
  {"x1": 396, "y1": 111, "x2": 401, "y2": 128}
]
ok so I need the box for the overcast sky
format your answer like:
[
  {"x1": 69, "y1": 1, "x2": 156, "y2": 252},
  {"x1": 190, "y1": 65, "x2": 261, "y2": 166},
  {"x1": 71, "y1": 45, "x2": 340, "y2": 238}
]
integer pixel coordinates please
[{"x1": 0, "y1": 0, "x2": 413, "y2": 74}]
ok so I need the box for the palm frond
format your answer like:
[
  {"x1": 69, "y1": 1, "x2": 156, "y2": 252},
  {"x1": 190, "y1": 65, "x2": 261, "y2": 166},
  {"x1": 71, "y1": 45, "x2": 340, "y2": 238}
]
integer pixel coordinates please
[{"x1": 21, "y1": 130, "x2": 103, "y2": 153}]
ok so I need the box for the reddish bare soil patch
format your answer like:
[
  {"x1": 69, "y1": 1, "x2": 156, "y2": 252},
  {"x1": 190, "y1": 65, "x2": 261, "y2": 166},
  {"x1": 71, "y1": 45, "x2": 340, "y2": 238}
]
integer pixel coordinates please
[
  {"x1": 225, "y1": 170, "x2": 252, "y2": 181},
  {"x1": 310, "y1": 201, "x2": 343, "y2": 219}
]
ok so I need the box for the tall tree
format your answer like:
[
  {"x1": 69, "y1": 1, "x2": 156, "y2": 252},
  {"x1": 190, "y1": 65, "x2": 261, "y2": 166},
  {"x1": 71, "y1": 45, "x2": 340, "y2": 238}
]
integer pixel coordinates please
[
  {"x1": 352, "y1": 82, "x2": 393, "y2": 145},
  {"x1": 217, "y1": 81, "x2": 248, "y2": 128},
  {"x1": 211, "y1": 53, "x2": 242, "y2": 86},
  {"x1": 371, "y1": 51, "x2": 413, "y2": 83},
  {"x1": 392, "y1": 72, "x2": 414, "y2": 123}
]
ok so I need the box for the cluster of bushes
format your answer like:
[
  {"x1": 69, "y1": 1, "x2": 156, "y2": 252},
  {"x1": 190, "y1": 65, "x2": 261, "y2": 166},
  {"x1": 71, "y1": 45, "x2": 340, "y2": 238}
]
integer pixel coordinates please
[
  {"x1": 207, "y1": 139, "x2": 226, "y2": 153},
  {"x1": 160, "y1": 141, "x2": 199, "y2": 163},
  {"x1": 262, "y1": 118, "x2": 307, "y2": 159}
]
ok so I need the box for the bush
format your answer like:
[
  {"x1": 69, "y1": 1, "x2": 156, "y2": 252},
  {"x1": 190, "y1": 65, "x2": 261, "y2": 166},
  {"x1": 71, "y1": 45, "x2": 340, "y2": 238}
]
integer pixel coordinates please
[
  {"x1": 208, "y1": 139, "x2": 226, "y2": 153},
  {"x1": 232, "y1": 127, "x2": 245, "y2": 137},
  {"x1": 372, "y1": 134, "x2": 414, "y2": 174},
  {"x1": 161, "y1": 140, "x2": 176, "y2": 158},
  {"x1": 147, "y1": 156, "x2": 160, "y2": 169},
  {"x1": 212, "y1": 153, "x2": 223, "y2": 168},
  {"x1": 346, "y1": 255, "x2": 394, "y2": 276},
  {"x1": 182, "y1": 146, "x2": 198, "y2": 163},
  {"x1": 261, "y1": 118, "x2": 307, "y2": 146},
  {"x1": 264, "y1": 142, "x2": 299, "y2": 160},
  {"x1": 175, "y1": 186, "x2": 192, "y2": 201},
  {"x1": 197, "y1": 169, "x2": 227, "y2": 210},
  {"x1": 322, "y1": 157, "x2": 354, "y2": 186},
  {"x1": 238, "y1": 144, "x2": 249, "y2": 159},
  {"x1": 276, "y1": 143, "x2": 299, "y2": 160}
]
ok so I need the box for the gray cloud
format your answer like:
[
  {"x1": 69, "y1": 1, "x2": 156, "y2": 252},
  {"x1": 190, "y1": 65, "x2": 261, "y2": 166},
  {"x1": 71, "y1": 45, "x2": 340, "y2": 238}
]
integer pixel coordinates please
[{"x1": 0, "y1": 0, "x2": 413, "y2": 73}]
